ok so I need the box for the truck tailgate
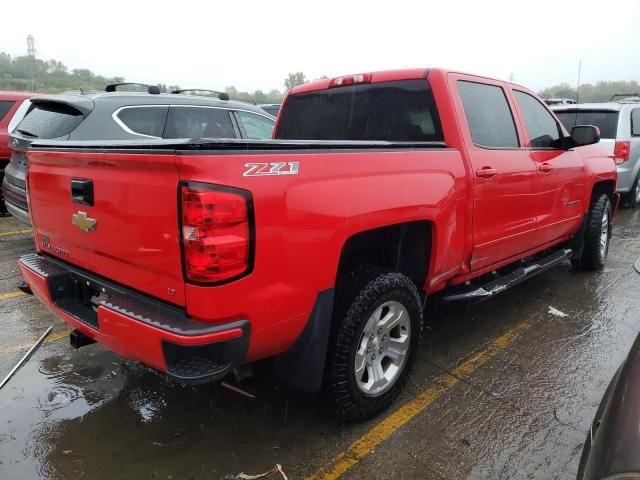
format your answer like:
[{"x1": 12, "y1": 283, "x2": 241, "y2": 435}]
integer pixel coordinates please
[{"x1": 27, "y1": 149, "x2": 185, "y2": 306}]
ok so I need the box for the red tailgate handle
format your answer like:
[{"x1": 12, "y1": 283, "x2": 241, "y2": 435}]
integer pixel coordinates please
[
  {"x1": 539, "y1": 163, "x2": 553, "y2": 173},
  {"x1": 476, "y1": 167, "x2": 497, "y2": 178}
]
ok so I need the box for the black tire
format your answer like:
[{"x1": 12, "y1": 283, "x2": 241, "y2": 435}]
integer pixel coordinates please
[
  {"x1": 622, "y1": 173, "x2": 640, "y2": 208},
  {"x1": 326, "y1": 266, "x2": 423, "y2": 421},
  {"x1": 578, "y1": 194, "x2": 612, "y2": 270}
]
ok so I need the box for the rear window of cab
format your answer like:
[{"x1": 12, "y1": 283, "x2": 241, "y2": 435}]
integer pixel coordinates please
[{"x1": 275, "y1": 79, "x2": 444, "y2": 142}]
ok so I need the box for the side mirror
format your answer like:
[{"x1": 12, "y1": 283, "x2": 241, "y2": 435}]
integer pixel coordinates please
[{"x1": 571, "y1": 125, "x2": 600, "y2": 147}]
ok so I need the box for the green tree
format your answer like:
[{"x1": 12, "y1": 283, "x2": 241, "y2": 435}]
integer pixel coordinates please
[
  {"x1": 0, "y1": 51, "x2": 285, "y2": 101},
  {"x1": 224, "y1": 85, "x2": 283, "y2": 104},
  {"x1": 539, "y1": 80, "x2": 640, "y2": 103},
  {"x1": 284, "y1": 72, "x2": 307, "y2": 90}
]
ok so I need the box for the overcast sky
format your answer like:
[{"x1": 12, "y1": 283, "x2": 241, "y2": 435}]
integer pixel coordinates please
[{"x1": 2, "y1": 0, "x2": 639, "y2": 93}]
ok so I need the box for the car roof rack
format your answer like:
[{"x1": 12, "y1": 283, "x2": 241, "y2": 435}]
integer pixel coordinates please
[
  {"x1": 171, "y1": 89, "x2": 229, "y2": 101},
  {"x1": 609, "y1": 93, "x2": 640, "y2": 102},
  {"x1": 105, "y1": 83, "x2": 160, "y2": 95}
]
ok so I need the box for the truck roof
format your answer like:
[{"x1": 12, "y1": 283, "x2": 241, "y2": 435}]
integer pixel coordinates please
[{"x1": 289, "y1": 68, "x2": 535, "y2": 96}]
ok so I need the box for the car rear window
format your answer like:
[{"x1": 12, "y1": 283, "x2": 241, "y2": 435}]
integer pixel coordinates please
[
  {"x1": 0, "y1": 101, "x2": 15, "y2": 121},
  {"x1": 115, "y1": 106, "x2": 168, "y2": 138},
  {"x1": 555, "y1": 111, "x2": 619, "y2": 139},
  {"x1": 275, "y1": 79, "x2": 443, "y2": 141},
  {"x1": 15, "y1": 101, "x2": 84, "y2": 139}
]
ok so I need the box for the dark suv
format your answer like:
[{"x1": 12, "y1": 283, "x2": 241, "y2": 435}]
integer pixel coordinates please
[{"x1": 2, "y1": 84, "x2": 275, "y2": 224}]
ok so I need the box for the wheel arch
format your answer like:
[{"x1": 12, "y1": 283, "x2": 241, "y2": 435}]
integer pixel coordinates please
[
  {"x1": 335, "y1": 220, "x2": 434, "y2": 291},
  {"x1": 590, "y1": 179, "x2": 616, "y2": 207}
]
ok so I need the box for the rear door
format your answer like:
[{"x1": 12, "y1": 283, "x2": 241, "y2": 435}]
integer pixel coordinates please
[
  {"x1": 511, "y1": 90, "x2": 586, "y2": 246},
  {"x1": 451, "y1": 76, "x2": 538, "y2": 271}
]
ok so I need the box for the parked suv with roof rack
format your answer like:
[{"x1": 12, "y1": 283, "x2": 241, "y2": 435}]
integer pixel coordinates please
[
  {"x1": 2, "y1": 83, "x2": 275, "y2": 224},
  {"x1": 553, "y1": 96, "x2": 640, "y2": 207}
]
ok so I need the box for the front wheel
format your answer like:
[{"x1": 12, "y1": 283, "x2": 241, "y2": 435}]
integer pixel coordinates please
[
  {"x1": 327, "y1": 268, "x2": 423, "y2": 421},
  {"x1": 577, "y1": 194, "x2": 612, "y2": 270}
]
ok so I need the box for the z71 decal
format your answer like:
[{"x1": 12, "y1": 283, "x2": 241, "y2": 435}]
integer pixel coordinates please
[{"x1": 243, "y1": 162, "x2": 299, "y2": 177}]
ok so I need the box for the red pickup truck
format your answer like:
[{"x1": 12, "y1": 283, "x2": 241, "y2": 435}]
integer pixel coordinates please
[{"x1": 18, "y1": 68, "x2": 617, "y2": 420}]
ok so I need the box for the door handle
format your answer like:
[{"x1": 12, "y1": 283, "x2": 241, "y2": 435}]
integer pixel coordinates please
[
  {"x1": 476, "y1": 167, "x2": 497, "y2": 178},
  {"x1": 539, "y1": 163, "x2": 553, "y2": 173}
]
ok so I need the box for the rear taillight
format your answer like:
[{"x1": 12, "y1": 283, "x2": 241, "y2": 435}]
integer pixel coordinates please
[
  {"x1": 329, "y1": 73, "x2": 372, "y2": 88},
  {"x1": 612, "y1": 141, "x2": 631, "y2": 165},
  {"x1": 180, "y1": 183, "x2": 252, "y2": 283}
]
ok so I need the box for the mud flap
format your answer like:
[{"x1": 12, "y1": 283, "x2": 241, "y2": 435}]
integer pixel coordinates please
[{"x1": 272, "y1": 288, "x2": 335, "y2": 392}]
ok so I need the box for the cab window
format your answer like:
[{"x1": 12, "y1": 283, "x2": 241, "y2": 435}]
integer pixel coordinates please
[
  {"x1": 457, "y1": 81, "x2": 519, "y2": 148},
  {"x1": 514, "y1": 90, "x2": 561, "y2": 148}
]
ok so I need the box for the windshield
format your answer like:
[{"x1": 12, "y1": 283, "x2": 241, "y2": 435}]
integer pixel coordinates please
[{"x1": 555, "y1": 110, "x2": 619, "y2": 139}]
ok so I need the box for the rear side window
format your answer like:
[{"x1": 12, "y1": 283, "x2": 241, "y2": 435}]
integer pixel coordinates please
[
  {"x1": 15, "y1": 101, "x2": 84, "y2": 139},
  {"x1": 163, "y1": 107, "x2": 236, "y2": 139},
  {"x1": 0, "y1": 101, "x2": 15, "y2": 121},
  {"x1": 276, "y1": 79, "x2": 443, "y2": 141},
  {"x1": 115, "y1": 106, "x2": 168, "y2": 138},
  {"x1": 631, "y1": 109, "x2": 640, "y2": 136},
  {"x1": 555, "y1": 111, "x2": 619, "y2": 139},
  {"x1": 514, "y1": 91, "x2": 561, "y2": 148},
  {"x1": 237, "y1": 111, "x2": 275, "y2": 139},
  {"x1": 458, "y1": 81, "x2": 518, "y2": 148}
]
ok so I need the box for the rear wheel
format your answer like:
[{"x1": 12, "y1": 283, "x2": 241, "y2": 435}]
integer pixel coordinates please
[
  {"x1": 623, "y1": 173, "x2": 640, "y2": 208},
  {"x1": 577, "y1": 194, "x2": 612, "y2": 270},
  {"x1": 326, "y1": 267, "x2": 422, "y2": 421}
]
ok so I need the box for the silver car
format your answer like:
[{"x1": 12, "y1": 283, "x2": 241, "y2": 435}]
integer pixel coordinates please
[{"x1": 553, "y1": 98, "x2": 640, "y2": 207}]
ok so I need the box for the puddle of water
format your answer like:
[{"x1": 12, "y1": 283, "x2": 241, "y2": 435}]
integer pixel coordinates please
[{"x1": 0, "y1": 344, "x2": 129, "y2": 479}]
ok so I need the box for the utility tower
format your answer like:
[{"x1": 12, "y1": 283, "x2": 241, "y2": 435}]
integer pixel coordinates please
[
  {"x1": 27, "y1": 35, "x2": 36, "y2": 57},
  {"x1": 27, "y1": 35, "x2": 36, "y2": 91}
]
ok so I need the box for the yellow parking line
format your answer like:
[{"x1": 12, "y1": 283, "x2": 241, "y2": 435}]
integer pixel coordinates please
[
  {"x1": 0, "y1": 229, "x2": 32, "y2": 237},
  {"x1": 0, "y1": 291, "x2": 27, "y2": 301},
  {"x1": 307, "y1": 321, "x2": 531, "y2": 480},
  {"x1": 0, "y1": 329, "x2": 70, "y2": 357}
]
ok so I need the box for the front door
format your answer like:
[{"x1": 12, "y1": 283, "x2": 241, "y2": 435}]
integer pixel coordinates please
[{"x1": 510, "y1": 90, "x2": 586, "y2": 246}]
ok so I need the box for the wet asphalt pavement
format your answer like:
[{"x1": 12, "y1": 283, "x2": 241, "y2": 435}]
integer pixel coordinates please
[{"x1": 0, "y1": 210, "x2": 639, "y2": 480}]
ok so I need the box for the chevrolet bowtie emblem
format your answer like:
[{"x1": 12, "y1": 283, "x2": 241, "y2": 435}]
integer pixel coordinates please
[{"x1": 72, "y1": 211, "x2": 97, "y2": 233}]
